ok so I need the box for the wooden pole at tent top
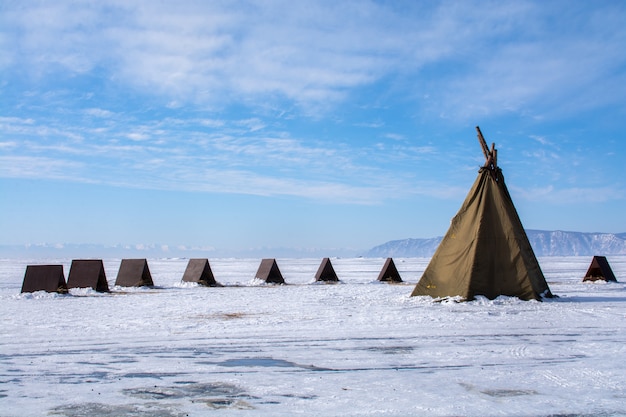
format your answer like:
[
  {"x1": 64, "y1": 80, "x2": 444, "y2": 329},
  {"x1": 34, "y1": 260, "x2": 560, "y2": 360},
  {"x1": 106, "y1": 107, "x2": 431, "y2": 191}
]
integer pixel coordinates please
[
  {"x1": 476, "y1": 126, "x2": 490, "y2": 161},
  {"x1": 476, "y1": 126, "x2": 497, "y2": 170}
]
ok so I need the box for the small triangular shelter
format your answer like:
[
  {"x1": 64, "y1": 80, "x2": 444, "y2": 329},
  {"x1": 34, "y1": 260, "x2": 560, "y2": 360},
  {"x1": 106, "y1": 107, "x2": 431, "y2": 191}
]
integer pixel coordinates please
[
  {"x1": 115, "y1": 258, "x2": 154, "y2": 287},
  {"x1": 21, "y1": 265, "x2": 68, "y2": 294},
  {"x1": 255, "y1": 258, "x2": 285, "y2": 284},
  {"x1": 583, "y1": 256, "x2": 617, "y2": 282},
  {"x1": 411, "y1": 127, "x2": 554, "y2": 301},
  {"x1": 315, "y1": 258, "x2": 339, "y2": 282},
  {"x1": 182, "y1": 258, "x2": 221, "y2": 286},
  {"x1": 377, "y1": 258, "x2": 403, "y2": 283},
  {"x1": 67, "y1": 259, "x2": 109, "y2": 292}
]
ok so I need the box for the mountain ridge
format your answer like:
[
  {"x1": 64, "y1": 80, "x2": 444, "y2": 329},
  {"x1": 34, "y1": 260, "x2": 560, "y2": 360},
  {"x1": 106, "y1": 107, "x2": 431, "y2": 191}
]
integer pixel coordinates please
[
  {"x1": 2, "y1": 230, "x2": 625, "y2": 259},
  {"x1": 366, "y1": 230, "x2": 626, "y2": 258},
  {"x1": 0, "y1": 242, "x2": 359, "y2": 259}
]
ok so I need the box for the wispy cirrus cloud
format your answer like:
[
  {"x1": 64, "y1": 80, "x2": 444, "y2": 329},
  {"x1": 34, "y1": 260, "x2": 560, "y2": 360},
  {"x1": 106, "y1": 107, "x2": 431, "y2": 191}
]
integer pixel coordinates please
[
  {"x1": 5, "y1": 1, "x2": 623, "y2": 120},
  {"x1": 512, "y1": 184, "x2": 626, "y2": 204},
  {"x1": 432, "y1": 3, "x2": 626, "y2": 120},
  {"x1": 0, "y1": 112, "x2": 409, "y2": 203},
  {"x1": 84, "y1": 108, "x2": 114, "y2": 118},
  {"x1": 1, "y1": 1, "x2": 624, "y2": 210},
  {"x1": 2, "y1": 1, "x2": 395, "y2": 109},
  {"x1": 0, "y1": 107, "x2": 460, "y2": 203},
  {"x1": 0, "y1": 155, "x2": 86, "y2": 181}
]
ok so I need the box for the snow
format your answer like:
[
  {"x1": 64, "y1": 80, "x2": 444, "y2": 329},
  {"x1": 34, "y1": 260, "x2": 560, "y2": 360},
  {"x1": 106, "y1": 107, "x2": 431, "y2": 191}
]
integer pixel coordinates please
[{"x1": 2, "y1": 256, "x2": 626, "y2": 416}]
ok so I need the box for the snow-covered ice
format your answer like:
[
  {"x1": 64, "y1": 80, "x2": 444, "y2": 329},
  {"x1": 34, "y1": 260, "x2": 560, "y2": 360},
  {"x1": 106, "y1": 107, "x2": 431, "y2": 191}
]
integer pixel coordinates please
[{"x1": 1, "y1": 256, "x2": 626, "y2": 416}]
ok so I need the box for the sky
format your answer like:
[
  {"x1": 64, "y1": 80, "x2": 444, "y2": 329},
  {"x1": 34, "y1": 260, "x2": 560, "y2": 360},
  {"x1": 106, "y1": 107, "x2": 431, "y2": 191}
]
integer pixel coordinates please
[{"x1": 1, "y1": 0, "x2": 625, "y2": 256}]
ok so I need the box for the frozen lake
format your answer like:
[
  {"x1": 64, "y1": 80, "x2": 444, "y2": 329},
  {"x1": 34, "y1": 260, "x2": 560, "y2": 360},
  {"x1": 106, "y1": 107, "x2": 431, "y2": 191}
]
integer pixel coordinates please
[{"x1": 2, "y1": 256, "x2": 626, "y2": 416}]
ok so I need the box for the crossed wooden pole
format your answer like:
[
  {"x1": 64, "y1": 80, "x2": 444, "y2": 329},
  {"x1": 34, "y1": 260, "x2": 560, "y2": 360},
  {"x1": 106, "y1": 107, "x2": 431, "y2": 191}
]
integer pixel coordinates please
[{"x1": 476, "y1": 125, "x2": 497, "y2": 171}]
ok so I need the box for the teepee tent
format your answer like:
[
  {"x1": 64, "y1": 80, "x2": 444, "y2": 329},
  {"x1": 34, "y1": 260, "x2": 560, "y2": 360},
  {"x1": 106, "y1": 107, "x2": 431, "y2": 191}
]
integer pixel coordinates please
[
  {"x1": 315, "y1": 258, "x2": 339, "y2": 282},
  {"x1": 182, "y1": 258, "x2": 221, "y2": 286},
  {"x1": 68, "y1": 259, "x2": 109, "y2": 292},
  {"x1": 582, "y1": 256, "x2": 617, "y2": 282},
  {"x1": 115, "y1": 259, "x2": 154, "y2": 287},
  {"x1": 255, "y1": 259, "x2": 285, "y2": 284},
  {"x1": 377, "y1": 258, "x2": 403, "y2": 283},
  {"x1": 21, "y1": 265, "x2": 68, "y2": 294},
  {"x1": 411, "y1": 127, "x2": 554, "y2": 301}
]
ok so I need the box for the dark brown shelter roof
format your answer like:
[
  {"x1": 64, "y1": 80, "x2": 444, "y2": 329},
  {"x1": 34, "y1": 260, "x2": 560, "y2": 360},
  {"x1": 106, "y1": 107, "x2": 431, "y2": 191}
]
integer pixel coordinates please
[
  {"x1": 411, "y1": 127, "x2": 553, "y2": 301},
  {"x1": 182, "y1": 258, "x2": 220, "y2": 286},
  {"x1": 255, "y1": 258, "x2": 285, "y2": 284},
  {"x1": 315, "y1": 258, "x2": 339, "y2": 282},
  {"x1": 21, "y1": 265, "x2": 68, "y2": 294},
  {"x1": 67, "y1": 259, "x2": 109, "y2": 292},
  {"x1": 377, "y1": 258, "x2": 403, "y2": 283},
  {"x1": 583, "y1": 256, "x2": 617, "y2": 282},
  {"x1": 114, "y1": 259, "x2": 154, "y2": 287}
]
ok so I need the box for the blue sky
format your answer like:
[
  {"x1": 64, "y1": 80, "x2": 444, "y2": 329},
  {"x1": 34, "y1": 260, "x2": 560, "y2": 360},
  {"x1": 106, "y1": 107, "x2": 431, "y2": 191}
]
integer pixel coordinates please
[{"x1": 1, "y1": 1, "x2": 625, "y2": 256}]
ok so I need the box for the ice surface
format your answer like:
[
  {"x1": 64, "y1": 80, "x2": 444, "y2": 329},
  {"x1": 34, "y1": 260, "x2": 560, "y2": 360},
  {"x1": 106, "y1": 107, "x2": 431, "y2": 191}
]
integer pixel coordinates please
[{"x1": 1, "y1": 256, "x2": 626, "y2": 416}]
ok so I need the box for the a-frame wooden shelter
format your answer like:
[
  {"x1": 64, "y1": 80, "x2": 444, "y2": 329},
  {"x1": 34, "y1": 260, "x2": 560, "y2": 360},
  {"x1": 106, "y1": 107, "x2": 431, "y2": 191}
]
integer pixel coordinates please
[{"x1": 583, "y1": 256, "x2": 618, "y2": 282}]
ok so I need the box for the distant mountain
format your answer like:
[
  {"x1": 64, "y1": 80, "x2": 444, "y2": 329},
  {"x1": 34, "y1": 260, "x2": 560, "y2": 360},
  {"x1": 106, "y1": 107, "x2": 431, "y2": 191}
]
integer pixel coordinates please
[
  {"x1": 366, "y1": 237, "x2": 443, "y2": 258},
  {"x1": 3, "y1": 231, "x2": 625, "y2": 259},
  {"x1": 366, "y1": 230, "x2": 626, "y2": 258},
  {"x1": 0, "y1": 242, "x2": 359, "y2": 259},
  {"x1": 526, "y1": 230, "x2": 626, "y2": 256}
]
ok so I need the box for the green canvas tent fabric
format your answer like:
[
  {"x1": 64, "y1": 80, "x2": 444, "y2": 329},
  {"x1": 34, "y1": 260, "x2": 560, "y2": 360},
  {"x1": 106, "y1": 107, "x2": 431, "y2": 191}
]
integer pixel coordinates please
[{"x1": 411, "y1": 128, "x2": 554, "y2": 301}]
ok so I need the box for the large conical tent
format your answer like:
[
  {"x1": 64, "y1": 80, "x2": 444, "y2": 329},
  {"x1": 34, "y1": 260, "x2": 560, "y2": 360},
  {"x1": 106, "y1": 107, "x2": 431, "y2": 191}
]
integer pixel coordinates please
[{"x1": 411, "y1": 127, "x2": 554, "y2": 301}]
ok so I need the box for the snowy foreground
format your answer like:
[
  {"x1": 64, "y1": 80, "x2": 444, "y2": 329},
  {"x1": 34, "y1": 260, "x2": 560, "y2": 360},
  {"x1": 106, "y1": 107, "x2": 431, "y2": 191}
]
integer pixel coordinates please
[{"x1": 2, "y1": 256, "x2": 626, "y2": 417}]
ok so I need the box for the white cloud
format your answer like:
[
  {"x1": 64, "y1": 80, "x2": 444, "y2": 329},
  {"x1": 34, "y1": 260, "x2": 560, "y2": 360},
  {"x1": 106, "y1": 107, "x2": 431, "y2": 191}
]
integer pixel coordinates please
[
  {"x1": 0, "y1": 1, "x2": 417, "y2": 110},
  {"x1": 432, "y1": 3, "x2": 626, "y2": 120},
  {"x1": 197, "y1": 118, "x2": 225, "y2": 128},
  {"x1": 2, "y1": 1, "x2": 624, "y2": 209},
  {"x1": 235, "y1": 118, "x2": 266, "y2": 132},
  {"x1": 530, "y1": 135, "x2": 549, "y2": 146},
  {"x1": 0, "y1": 117, "x2": 35, "y2": 125},
  {"x1": 0, "y1": 155, "x2": 85, "y2": 181},
  {"x1": 126, "y1": 132, "x2": 150, "y2": 141},
  {"x1": 84, "y1": 108, "x2": 114, "y2": 118},
  {"x1": 513, "y1": 184, "x2": 625, "y2": 204},
  {"x1": 0, "y1": 109, "x2": 459, "y2": 203},
  {"x1": 0, "y1": 141, "x2": 17, "y2": 149},
  {"x1": 356, "y1": 121, "x2": 384, "y2": 128},
  {"x1": 3, "y1": 1, "x2": 625, "y2": 118}
]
